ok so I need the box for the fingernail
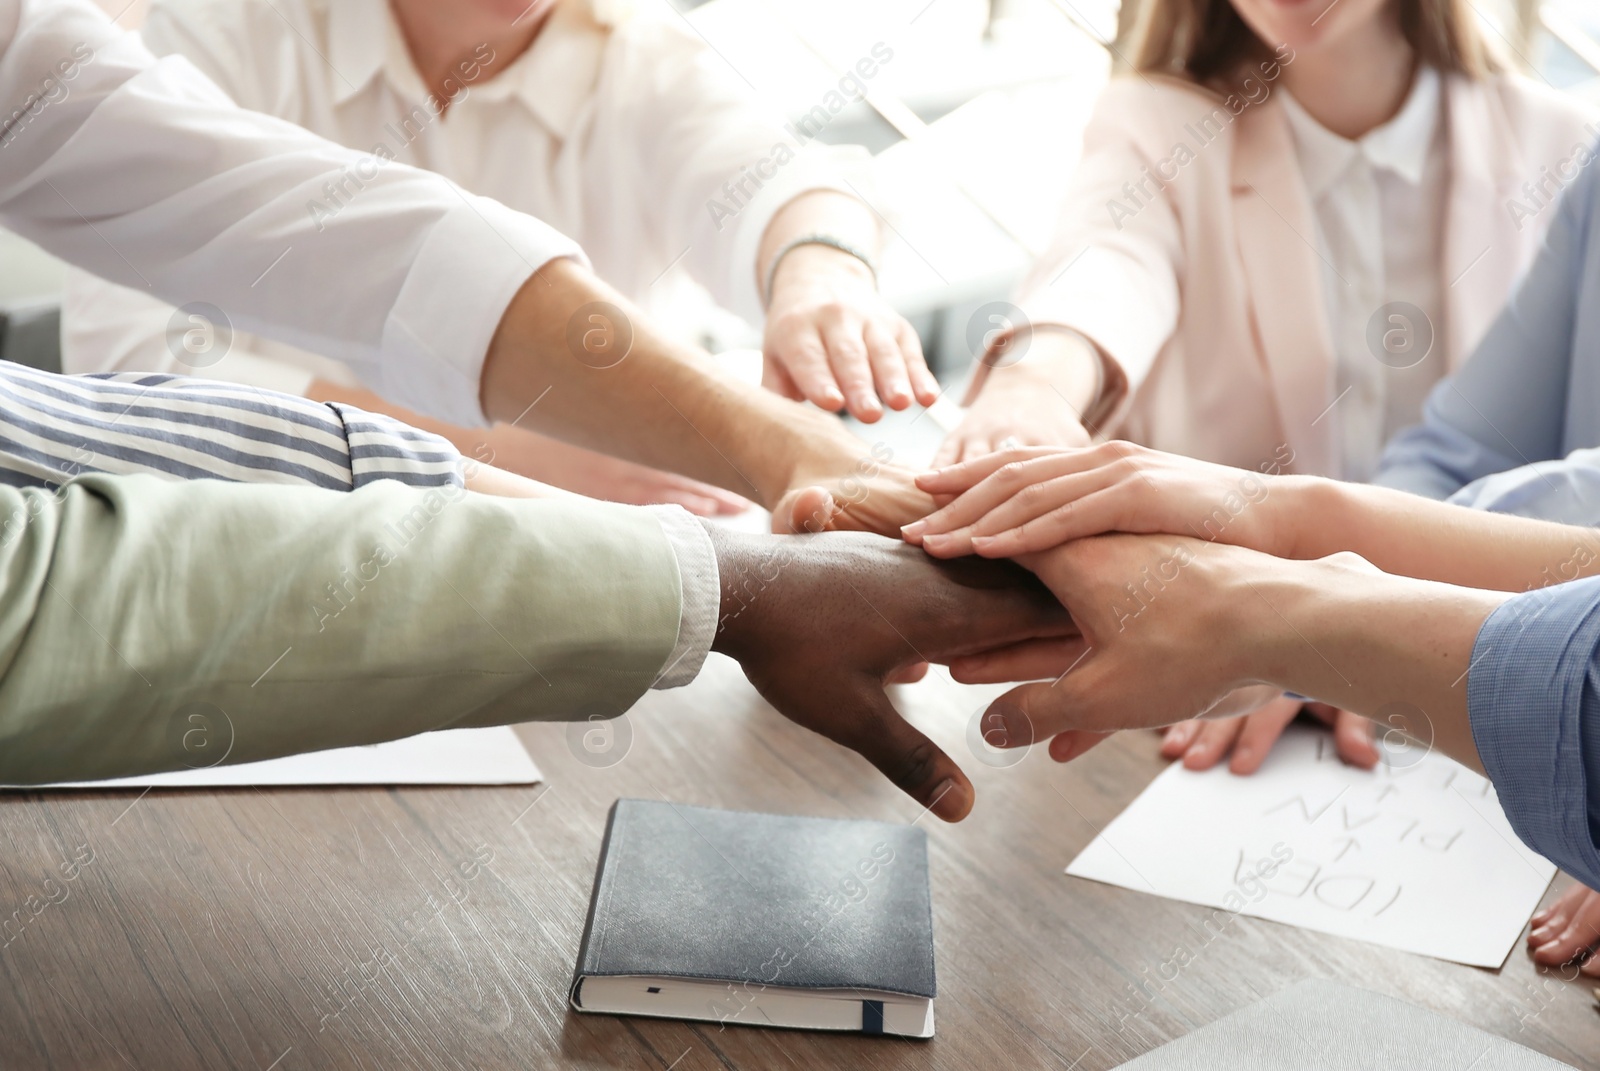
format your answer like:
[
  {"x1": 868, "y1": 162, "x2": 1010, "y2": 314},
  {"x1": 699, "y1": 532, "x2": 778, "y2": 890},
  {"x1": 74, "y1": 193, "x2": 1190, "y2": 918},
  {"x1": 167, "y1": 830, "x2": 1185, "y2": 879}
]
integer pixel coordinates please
[
  {"x1": 1185, "y1": 743, "x2": 1205, "y2": 759},
  {"x1": 931, "y1": 779, "x2": 970, "y2": 821},
  {"x1": 1536, "y1": 939, "x2": 1562, "y2": 955},
  {"x1": 902, "y1": 521, "x2": 926, "y2": 537}
]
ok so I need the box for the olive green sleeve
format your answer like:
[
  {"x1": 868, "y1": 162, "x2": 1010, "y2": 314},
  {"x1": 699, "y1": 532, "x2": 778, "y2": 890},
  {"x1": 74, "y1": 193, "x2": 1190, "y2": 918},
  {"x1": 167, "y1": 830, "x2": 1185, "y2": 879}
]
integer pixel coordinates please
[{"x1": 0, "y1": 474, "x2": 684, "y2": 783}]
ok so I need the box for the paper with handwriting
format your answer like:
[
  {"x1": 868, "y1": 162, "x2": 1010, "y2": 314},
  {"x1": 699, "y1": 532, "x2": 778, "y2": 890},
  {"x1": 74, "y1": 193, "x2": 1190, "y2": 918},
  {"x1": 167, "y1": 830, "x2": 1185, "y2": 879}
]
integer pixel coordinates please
[{"x1": 1066, "y1": 725, "x2": 1554, "y2": 967}]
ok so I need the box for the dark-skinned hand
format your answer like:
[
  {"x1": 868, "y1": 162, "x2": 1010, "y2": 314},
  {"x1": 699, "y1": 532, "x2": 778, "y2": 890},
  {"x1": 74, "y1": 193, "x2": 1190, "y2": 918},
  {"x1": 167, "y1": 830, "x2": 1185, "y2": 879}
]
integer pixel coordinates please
[{"x1": 705, "y1": 524, "x2": 1077, "y2": 821}]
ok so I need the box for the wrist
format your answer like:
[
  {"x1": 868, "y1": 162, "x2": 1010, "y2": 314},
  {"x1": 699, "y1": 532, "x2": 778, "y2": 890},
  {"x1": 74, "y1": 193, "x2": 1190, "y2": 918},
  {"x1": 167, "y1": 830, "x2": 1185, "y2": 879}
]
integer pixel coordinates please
[
  {"x1": 1276, "y1": 476, "x2": 1357, "y2": 560},
  {"x1": 974, "y1": 328, "x2": 1103, "y2": 419},
  {"x1": 766, "y1": 242, "x2": 876, "y2": 306},
  {"x1": 703, "y1": 521, "x2": 761, "y2": 659}
]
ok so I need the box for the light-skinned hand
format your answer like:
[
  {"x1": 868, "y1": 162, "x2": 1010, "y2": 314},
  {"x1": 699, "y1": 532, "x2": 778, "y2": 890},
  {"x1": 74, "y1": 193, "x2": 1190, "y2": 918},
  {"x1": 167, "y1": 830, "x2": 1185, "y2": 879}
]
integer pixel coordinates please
[
  {"x1": 904, "y1": 441, "x2": 1298, "y2": 559},
  {"x1": 1159, "y1": 701, "x2": 1378, "y2": 774},
  {"x1": 763, "y1": 246, "x2": 938, "y2": 423},
  {"x1": 1528, "y1": 882, "x2": 1600, "y2": 976}
]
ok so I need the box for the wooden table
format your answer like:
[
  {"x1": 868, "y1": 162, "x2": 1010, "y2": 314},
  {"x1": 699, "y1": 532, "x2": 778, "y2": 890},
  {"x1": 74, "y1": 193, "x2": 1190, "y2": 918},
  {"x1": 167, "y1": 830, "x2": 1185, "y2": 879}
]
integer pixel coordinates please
[{"x1": 2, "y1": 657, "x2": 1596, "y2": 1070}]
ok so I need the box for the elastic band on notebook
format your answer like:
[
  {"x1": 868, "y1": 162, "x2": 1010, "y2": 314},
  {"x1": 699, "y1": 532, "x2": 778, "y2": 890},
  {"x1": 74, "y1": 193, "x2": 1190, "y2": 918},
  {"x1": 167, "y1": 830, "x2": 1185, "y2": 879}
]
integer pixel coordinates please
[{"x1": 862, "y1": 1000, "x2": 884, "y2": 1035}]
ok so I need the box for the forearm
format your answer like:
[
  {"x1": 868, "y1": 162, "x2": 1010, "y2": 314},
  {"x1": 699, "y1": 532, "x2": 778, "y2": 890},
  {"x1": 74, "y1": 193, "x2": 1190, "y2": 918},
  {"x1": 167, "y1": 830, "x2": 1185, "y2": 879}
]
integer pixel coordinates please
[
  {"x1": 1281, "y1": 478, "x2": 1600, "y2": 592},
  {"x1": 481, "y1": 259, "x2": 865, "y2": 507},
  {"x1": 0, "y1": 475, "x2": 681, "y2": 783},
  {"x1": 1232, "y1": 554, "x2": 1511, "y2": 772},
  {"x1": 307, "y1": 378, "x2": 568, "y2": 499}
]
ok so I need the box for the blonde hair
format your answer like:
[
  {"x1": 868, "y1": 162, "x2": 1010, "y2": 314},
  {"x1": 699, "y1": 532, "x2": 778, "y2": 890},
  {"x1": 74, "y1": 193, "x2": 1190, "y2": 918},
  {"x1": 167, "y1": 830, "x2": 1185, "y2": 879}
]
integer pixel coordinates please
[{"x1": 1127, "y1": 0, "x2": 1498, "y2": 86}]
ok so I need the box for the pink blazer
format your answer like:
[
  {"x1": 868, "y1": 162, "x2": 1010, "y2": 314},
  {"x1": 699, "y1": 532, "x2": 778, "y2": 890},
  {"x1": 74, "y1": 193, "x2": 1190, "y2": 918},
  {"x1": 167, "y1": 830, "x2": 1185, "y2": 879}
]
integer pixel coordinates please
[{"x1": 1000, "y1": 70, "x2": 1595, "y2": 476}]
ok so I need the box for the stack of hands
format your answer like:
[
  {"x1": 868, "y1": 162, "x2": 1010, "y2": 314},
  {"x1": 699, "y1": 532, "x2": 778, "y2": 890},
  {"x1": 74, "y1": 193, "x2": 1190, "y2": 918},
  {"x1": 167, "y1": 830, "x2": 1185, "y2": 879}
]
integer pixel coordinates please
[{"x1": 755, "y1": 437, "x2": 1597, "y2": 977}]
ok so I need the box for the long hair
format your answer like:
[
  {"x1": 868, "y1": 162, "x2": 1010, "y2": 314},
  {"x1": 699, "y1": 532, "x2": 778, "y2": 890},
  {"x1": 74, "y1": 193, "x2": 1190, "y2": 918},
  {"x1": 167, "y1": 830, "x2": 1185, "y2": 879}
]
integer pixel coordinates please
[{"x1": 1127, "y1": 0, "x2": 1498, "y2": 86}]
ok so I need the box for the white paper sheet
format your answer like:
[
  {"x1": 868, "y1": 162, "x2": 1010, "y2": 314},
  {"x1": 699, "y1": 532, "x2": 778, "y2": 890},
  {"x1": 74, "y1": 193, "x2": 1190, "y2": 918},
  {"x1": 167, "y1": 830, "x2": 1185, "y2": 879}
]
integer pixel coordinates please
[
  {"x1": 1066, "y1": 725, "x2": 1555, "y2": 968},
  {"x1": 17, "y1": 727, "x2": 541, "y2": 789}
]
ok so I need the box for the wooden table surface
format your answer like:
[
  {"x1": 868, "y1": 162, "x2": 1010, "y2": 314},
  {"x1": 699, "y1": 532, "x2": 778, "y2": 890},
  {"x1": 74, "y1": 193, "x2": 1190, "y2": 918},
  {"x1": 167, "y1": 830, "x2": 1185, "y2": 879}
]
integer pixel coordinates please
[{"x1": 1, "y1": 656, "x2": 1596, "y2": 1071}]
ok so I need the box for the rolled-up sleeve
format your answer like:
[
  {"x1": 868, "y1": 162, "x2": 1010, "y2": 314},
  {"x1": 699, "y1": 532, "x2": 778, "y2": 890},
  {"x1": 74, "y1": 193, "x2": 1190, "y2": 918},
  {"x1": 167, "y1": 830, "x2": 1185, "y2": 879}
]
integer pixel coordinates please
[
  {"x1": 1468, "y1": 575, "x2": 1600, "y2": 888},
  {"x1": 0, "y1": 363, "x2": 463, "y2": 491}
]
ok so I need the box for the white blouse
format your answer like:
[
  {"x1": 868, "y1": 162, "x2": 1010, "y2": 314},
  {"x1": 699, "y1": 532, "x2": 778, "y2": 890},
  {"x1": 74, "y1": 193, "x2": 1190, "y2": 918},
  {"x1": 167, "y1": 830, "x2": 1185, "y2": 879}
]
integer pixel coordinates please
[{"x1": 1279, "y1": 67, "x2": 1449, "y2": 482}]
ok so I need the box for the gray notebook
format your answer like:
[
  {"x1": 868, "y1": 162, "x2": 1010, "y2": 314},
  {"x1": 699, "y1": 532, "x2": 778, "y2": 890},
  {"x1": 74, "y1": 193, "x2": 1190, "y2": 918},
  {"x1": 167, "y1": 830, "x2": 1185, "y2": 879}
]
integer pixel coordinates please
[
  {"x1": 569, "y1": 799, "x2": 936, "y2": 1037},
  {"x1": 1117, "y1": 979, "x2": 1578, "y2": 1070}
]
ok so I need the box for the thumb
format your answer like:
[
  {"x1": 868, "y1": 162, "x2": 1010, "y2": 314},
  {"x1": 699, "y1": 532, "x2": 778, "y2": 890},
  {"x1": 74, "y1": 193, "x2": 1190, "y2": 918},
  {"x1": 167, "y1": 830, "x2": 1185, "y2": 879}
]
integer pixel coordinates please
[
  {"x1": 982, "y1": 678, "x2": 1087, "y2": 747},
  {"x1": 771, "y1": 485, "x2": 836, "y2": 534},
  {"x1": 846, "y1": 681, "x2": 975, "y2": 821}
]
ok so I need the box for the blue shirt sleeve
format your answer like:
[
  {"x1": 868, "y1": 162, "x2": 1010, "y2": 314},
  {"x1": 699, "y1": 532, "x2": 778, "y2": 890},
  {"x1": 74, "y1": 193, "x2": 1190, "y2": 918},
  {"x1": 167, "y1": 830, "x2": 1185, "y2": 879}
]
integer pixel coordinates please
[
  {"x1": 1374, "y1": 139, "x2": 1598, "y2": 499},
  {"x1": 1468, "y1": 575, "x2": 1600, "y2": 888}
]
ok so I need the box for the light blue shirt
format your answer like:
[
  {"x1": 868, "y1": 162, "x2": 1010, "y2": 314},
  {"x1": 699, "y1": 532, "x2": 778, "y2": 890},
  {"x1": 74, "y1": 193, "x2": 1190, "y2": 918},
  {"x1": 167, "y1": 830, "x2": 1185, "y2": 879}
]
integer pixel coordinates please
[
  {"x1": 1374, "y1": 145, "x2": 1600, "y2": 885},
  {"x1": 1375, "y1": 138, "x2": 1600, "y2": 518},
  {"x1": 1470, "y1": 578, "x2": 1600, "y2": 889}
]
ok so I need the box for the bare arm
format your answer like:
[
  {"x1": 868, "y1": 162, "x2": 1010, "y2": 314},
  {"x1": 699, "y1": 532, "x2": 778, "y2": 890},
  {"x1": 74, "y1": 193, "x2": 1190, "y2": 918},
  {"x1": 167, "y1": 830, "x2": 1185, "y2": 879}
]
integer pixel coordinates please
[
  {"x1": 910, "y1": 442, "x2": 1600, "y2": 593},
  {"x1": 481, "y1": 259, "x2": 934, "y2": 534}
]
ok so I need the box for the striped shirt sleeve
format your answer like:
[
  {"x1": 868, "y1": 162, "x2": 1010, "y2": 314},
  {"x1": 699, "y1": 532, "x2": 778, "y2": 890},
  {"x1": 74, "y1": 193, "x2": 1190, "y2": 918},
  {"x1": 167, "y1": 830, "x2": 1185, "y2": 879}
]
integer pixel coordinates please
[{"x1": 0, "y1": 363, "x2": 462, "y2": 491}]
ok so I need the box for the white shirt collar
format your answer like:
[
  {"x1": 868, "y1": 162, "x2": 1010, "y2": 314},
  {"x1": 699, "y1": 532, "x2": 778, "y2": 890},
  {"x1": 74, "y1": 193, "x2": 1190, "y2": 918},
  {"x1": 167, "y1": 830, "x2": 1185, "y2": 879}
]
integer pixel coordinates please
[
  {"x1": 327, "y1": 0, "x2": 609, "y2": 139},
  {"x1": 1279, "y1": 65, "x2": 1441, "y2": 200}
]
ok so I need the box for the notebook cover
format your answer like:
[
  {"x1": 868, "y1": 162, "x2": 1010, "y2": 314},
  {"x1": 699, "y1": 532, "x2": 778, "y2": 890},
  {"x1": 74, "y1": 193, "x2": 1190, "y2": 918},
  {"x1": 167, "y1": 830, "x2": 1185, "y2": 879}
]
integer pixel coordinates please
[
  {"x1": 570, "y1": 799, "x2": 935, "y2": 1000},
  {"x1": 1116, "y1": 979, "x2": 1577, "y2": 1070}
]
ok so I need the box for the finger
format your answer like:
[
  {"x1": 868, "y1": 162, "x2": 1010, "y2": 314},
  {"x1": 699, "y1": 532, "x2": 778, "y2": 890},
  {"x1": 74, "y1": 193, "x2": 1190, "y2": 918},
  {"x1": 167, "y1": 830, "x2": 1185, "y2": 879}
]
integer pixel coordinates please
[
  {"x1": 980, "y1": 677, "x2": 1128, "y2": 749},
  {"x1": 761, "y1": 356, "x2": 804, "y2": 401},
  {"x1": 769, "y1": 328, "x2": 845, "y2": 412},
  {"x1": 863, "y1": 322, "x2": 912, "y2": 411},
  {"x1": 1333, "y1": 709, "x2": 1380, "y2": 769},
  {"x1": 957, "y1": 435, "x2": 996, "y2": 465},
  {"x1": 948, "y1": 637, "x2": 1088, "y2": 685},
  {"x1": 887, "y1": 662, "x2": 929, "y2": 685},
  {"x1": 906, "y1": 450, "x2": 1101, "y2": 541},
  {"x1": 1227, "y1": 697, "x2": 1304, "y2": 774},
  {"x1": 1048, "y1": 730, "x2": 1111, "y2": 763},
  {"x1": 1533, "y1": 883, "x2": 1592, "y2": 933},
  {"x1": 965, "y1": 491, "x2": 1132, "y2": 558},
  {"x1": 1532, "y1": 889, "x2": 1600, "y2": 966},
  {"x1": 915, "y1": 444, "x2": 1091, "y2": 496},
  {"x1": 898, "y1": 321, "x2": 941, "y2": 407},
  {"x1": 653, "y1": 475, "x2": 752, "y2": 514},
  {"x1": 1531, "y1": 889, "x2": 1584, "y2": 945},
  {"x1": 846, "y1": 682, "x2": 974, "y2": 821},
  {"x1": 1161, "y1": 721, "x2": 1203, "y2": 759},
  {"x1": 821, "y1": 319, "x2": 882, "y2": 422},
  {"x1": 964, "y1": 470, "x2": 1124, "y2": 540},
  {"x1": 931, "y1": 432, "x2": 966, "y2": 471},
  {"x1": 656, "y1": 492, "x2": 725, "y2": 516},
  {"x1": 1182, "y1": 718, "x2": 1244, "y2": 771},
  {"x1": 772, "y1": 485, "x2": 837, "y2": 534},
  {"x1": 925, "y1": 478, "x2": 1125, "y2": 560}
]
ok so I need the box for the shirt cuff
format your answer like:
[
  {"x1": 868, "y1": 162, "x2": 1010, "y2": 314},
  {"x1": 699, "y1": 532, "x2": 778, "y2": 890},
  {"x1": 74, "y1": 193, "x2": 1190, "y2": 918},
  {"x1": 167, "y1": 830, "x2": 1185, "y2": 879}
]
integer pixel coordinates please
[
  {"x1": 1468, "y1": 577, "x2": 1600, "y2": 887},
  {"x1": 381, "y1": 194, "x2": 588, "y2": 429},
  {"x1": 645, "y1": 505, "x2": 719, "y2": 689}
]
